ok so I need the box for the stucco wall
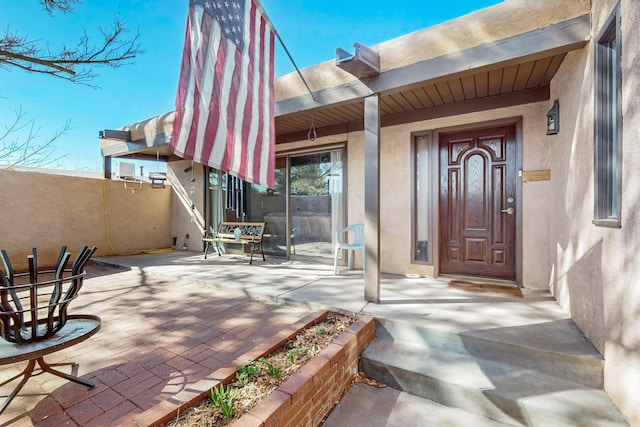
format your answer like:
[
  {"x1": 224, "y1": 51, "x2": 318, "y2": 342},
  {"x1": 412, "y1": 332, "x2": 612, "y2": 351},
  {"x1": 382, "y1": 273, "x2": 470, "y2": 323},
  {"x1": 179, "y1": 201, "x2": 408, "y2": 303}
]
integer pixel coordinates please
[
  {"x1": 168, "y1": 160, "x2": 206, "y2": 251},
  {"x1": 548, "y1": 47, "x2": 603, "y2": 342},
  {"x1": 548, "y1": 0, "x2": 640, "y2": 424},
  {"x1": 0, "y1": 169, "x2": 172, "y2": 271}
]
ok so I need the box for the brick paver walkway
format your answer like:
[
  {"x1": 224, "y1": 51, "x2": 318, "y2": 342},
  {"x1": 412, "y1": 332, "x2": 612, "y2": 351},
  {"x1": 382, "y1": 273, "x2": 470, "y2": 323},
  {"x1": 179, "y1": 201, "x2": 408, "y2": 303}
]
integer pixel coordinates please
[{"x1": 0, "y1": 264, "x2": 315, "y2": 426}]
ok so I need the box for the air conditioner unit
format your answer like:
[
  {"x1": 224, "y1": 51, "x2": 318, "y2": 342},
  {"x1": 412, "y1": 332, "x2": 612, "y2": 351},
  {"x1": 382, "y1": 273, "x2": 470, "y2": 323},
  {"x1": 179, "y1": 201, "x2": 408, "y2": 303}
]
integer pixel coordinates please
[{"x1": 117, "y1": 162, "x2": 136, "y2": 178}]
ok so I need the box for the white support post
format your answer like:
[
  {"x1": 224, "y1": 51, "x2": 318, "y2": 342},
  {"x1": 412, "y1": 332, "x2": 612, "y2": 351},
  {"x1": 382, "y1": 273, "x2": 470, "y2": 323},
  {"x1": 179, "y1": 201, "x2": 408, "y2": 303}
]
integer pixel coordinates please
[{"x1": 364, "y1": 94, "x2": 380, "y2": 303}]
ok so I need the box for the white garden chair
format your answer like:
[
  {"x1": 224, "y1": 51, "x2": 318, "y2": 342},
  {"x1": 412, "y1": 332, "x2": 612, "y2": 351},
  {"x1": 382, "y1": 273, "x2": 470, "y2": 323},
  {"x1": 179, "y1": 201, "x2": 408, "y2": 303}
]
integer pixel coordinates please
[{"x1": 333, "y1": 224, "x2": 365, "y2": 274}]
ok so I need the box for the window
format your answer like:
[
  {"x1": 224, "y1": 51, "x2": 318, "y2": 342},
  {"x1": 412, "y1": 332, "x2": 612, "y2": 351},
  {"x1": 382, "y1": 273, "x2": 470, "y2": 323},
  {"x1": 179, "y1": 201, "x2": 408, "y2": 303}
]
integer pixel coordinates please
[
  {"x1": 594, "y1": 2, "x2": 622, "y2": 228},
  {"x1": 414, "y1": 135, "x2": 431, "y2": 262}
]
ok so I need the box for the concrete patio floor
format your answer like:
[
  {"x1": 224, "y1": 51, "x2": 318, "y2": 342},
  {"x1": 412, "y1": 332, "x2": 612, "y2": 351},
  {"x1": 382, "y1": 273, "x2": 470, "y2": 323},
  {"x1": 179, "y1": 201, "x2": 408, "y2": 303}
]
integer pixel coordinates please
[
  {"x1": 0, "y1": 250, "x2": 589, "y2": 426},
  {"x1": 94, "y1": 250, "x2": 583, "y2": 354}
]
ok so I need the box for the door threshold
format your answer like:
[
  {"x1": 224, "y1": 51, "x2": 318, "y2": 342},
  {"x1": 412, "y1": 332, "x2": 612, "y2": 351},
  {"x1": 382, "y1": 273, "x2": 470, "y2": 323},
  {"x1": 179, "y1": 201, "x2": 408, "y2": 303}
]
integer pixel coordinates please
[{"x1": 438, "y1": 274, "x2": 519, "y2": 288}]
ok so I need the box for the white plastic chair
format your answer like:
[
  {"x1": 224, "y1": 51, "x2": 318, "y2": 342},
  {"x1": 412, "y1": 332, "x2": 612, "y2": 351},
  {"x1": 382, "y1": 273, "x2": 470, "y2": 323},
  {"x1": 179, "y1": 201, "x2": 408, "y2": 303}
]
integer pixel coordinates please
[{"x1": 333, "y1": 224, "x2": 365, "y2": 274}]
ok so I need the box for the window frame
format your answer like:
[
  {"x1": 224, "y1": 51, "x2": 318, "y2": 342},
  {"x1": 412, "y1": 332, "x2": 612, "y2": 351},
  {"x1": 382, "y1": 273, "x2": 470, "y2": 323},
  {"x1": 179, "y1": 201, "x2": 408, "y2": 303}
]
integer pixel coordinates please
[
  {"x1": 593, "y1": 2, "x2": 623, "y2": 228},
  {"x1": 412, "y1": 132, "x2": 433, "y2": 264}
]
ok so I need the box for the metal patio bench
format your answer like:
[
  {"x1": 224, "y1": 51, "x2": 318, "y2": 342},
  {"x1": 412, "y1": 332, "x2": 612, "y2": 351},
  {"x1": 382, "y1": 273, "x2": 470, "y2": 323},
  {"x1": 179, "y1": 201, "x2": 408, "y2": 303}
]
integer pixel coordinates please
[
  {"x1": 0, "y1": 246, "x2": 100, "y2": 415},
  {"x1": 202, "y1": 221, "x2": 265, "y2": 264}
]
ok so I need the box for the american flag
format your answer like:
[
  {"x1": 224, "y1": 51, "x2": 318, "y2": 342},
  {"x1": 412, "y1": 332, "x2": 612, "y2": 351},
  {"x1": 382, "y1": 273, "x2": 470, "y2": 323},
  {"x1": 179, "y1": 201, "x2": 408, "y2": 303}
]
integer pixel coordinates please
[{"x1": 171, "y1": 0, "x2": 275, "y2": 188}]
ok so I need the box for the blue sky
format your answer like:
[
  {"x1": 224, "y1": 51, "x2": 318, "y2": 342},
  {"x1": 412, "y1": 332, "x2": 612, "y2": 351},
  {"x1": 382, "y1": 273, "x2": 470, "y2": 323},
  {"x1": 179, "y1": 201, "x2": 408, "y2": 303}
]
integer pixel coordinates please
[{"x1": 0, "y1": 0, "x2": 500, "y2": 173}]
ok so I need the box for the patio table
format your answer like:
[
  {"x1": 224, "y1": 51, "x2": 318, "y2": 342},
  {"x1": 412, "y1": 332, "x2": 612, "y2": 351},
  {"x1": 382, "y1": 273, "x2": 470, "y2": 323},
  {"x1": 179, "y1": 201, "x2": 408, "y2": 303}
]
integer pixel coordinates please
[
  {"x1": 0, "y1": 315, "x2": 101, "y2": 414},
  {"x1": 0, "y1": 246, "x2": 99, "y2": 415}
]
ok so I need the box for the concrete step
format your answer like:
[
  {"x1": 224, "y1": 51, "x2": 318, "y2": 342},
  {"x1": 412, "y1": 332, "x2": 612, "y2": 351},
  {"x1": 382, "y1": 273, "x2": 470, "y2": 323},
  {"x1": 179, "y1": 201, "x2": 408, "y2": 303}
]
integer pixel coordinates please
[
  {"x1": 323, "y1": 383, "x2": 511, "y2": 427},
  {"x1": 375, "y1": 317, "x2": 605, "y2": 388},
  {"x1": 360, "y1": 321, "x2": 628, "y2": 426}
]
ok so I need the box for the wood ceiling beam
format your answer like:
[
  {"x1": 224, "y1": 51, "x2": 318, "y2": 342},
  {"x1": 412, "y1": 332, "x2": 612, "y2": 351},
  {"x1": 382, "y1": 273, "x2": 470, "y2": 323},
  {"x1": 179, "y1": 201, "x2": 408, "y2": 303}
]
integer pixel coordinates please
[
  {"x1": 381, "y1": 86, "x2": 549, "y2": 127},
  {"x1": 276, "y1": 120, "x2": 364, "y2": 144},
  {"x1": 275, "y1": 86, "x2": 549, "y2": 144}
]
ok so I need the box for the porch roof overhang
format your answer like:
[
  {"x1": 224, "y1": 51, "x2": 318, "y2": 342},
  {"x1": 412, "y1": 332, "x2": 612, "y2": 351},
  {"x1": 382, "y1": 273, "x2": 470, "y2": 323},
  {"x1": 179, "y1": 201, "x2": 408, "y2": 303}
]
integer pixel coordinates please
[
  {"x1": 100, "y1": 132, "x2": 175, "y2": 161},
  {"x1": 99, "y1": 13, "x2": 591, "y2": 160},
  {"x1": 275, "y1": 14, "x2": 591, "y2": 144},
  {"x1": 99, "y1": 112, "x2": 181, "y2": 162}
]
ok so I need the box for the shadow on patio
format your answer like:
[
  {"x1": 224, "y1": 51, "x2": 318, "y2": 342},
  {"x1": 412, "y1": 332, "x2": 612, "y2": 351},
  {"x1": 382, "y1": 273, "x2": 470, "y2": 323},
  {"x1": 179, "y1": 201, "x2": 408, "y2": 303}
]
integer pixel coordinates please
[
  {"x1": 1, "y1": 250, "x2": 585, "y2": 426},
  {"x1": 0, "y1": 260, "x2": 317, "y2": 426}
]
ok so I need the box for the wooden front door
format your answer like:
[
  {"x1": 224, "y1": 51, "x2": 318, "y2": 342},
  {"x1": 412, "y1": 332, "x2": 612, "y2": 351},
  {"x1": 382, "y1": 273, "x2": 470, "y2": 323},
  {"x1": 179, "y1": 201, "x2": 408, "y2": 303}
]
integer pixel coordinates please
[{"x1": 439, "y1": 124, "x2": 517, "y2": 280}]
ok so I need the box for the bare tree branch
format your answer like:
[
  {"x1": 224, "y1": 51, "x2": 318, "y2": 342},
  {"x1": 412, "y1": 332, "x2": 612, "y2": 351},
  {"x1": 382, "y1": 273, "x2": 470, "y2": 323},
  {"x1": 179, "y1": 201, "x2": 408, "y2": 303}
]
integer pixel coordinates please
[
  {"x1": 0, "y1": 108, "x2": 69, "y2": 169},
  {"x1": 0, "y1": 1, "x2": 144, "y2": 85},
  {"x1": 41, "y1": 0, "x2": 81, "y2": 15}
]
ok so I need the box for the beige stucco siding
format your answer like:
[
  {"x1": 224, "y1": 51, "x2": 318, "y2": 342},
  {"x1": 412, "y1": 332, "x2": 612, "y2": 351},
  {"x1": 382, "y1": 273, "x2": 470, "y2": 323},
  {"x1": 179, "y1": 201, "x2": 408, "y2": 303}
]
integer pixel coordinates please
[
  {"x1": 548, "y1": 47, "x2": 601, "y2": 341},
  {"x1": 0, "y1": 169, "x2": 172, "y2": 271},
  {"x1": 519, "y1": 102, "x2": 553, "y2": 289},
  {"x1": 605, "y1": 0, "x2": 638, "y2": 423},
  {"x1": 168, "y1": 160, "x2": 207, "y2": 251},
  {"x1": 547, "y1": 0, "x2": 640, "y2": 424}
]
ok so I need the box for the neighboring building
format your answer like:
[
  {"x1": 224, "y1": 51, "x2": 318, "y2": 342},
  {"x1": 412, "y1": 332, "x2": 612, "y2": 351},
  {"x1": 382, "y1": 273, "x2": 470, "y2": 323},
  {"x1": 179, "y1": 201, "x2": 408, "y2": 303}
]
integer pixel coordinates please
[{"x1": 99, "y1": 0, "x2": 640, "y2": 424}]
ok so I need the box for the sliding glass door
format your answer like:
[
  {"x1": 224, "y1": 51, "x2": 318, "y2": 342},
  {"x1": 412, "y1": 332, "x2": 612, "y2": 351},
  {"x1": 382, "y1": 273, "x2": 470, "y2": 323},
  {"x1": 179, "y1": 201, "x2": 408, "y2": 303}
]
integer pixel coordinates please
[
  {"x1": 247, "y1": 157, "x2": 287, "y2": 256},
  {"x1": 290, "y1": 150, "x2": 344, "y2": 258},
  {"x1": 206, "y1": 148, "x2": 345, "y2": 260}
]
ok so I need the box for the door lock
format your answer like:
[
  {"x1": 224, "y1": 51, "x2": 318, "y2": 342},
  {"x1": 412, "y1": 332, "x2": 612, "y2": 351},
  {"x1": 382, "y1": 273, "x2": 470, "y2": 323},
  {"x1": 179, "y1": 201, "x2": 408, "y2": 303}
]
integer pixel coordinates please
[{"x1": 501, "y1": 207, "x2": 515, "y2": 215}]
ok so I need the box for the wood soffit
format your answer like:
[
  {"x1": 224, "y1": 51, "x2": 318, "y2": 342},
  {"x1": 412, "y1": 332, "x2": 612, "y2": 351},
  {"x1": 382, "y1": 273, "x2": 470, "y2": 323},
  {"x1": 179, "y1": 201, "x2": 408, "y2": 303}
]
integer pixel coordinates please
[{"x1": 275, "y1": 14, "x2": 590, "y2": 143}]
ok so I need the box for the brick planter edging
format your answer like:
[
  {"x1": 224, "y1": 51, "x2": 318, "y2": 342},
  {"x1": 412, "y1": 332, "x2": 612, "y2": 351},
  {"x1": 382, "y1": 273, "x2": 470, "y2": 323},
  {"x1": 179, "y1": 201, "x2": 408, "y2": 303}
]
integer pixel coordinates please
[
  {"x1": 131, "y1": 311, "x2": 375, "y2": 427},
  {"x1": 230, "y1": 315, "x2": 376, "y2": 427}
]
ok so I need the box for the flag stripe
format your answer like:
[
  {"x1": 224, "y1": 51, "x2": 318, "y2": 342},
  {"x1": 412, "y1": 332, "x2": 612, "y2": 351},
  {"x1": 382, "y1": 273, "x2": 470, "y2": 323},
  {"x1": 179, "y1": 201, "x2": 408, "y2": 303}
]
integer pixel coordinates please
[
  {"x1": 171, "y1": 0, "x2": 275, "y2": 188},
  {"x1": 191, "y1": 12, "x2": 217, "y2": 162},
  {"x1": 220, "y1": 47, "x2": 243, "y2": 172},
  {"x1": 251, "y1": 16, "x2": 267, "y2": 183},
  {"x1": 238, "y1": 2, "x2": 258, "y2": 179},
  {"x1": 262, "y1": 28, "x2": 275, "y2": 188},
  {"x1": 173, "y1": 6, "x2": 203, "y2": 159},
  {"x1": 229, "y1": 1, "x2": 255, "y2": 179},
  {"x1": 199, "y1": 19, "x2": 225, "y2": 163}
]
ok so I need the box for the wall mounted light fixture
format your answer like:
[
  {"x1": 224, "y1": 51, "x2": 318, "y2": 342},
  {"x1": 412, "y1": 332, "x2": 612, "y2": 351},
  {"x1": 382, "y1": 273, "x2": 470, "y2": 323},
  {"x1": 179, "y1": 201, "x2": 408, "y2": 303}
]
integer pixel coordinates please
[{"x1": 546, "y1": 99, "x2": 560, "y2": 135}]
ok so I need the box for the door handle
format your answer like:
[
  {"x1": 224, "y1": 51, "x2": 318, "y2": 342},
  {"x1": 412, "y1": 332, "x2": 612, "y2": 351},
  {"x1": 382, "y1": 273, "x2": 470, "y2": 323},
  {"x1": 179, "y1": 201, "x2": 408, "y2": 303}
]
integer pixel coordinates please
[{"x1": 501, "y1": 207, "x2": 515, "y2": 215}]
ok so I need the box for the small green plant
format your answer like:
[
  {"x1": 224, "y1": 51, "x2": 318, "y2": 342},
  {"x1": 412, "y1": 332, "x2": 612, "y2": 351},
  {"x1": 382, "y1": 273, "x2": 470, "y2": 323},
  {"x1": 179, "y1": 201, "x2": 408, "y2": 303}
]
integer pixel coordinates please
[
  {"x1": 209, "y1": 384, "x2": 236, "y2": 419},
  {"x1": 315, "y1": 325, "x2": 327, "y2": 335},
  {"x1": 237, "y1": 360, "x2": 261, "y2": 381},
  {"x1": 247, "y1": 363, "x2": 261, "y2": 377},
  {"x1": 326, "y1": 312, "x2": 334, "y2": 323},
  {"x1": 235, "y1": 372, "x2": 248, "y2": 386},
  {"x1": 253, "y1": 358, "x2": 280, "y2": 379},
  {"x1": 235, "y1": 368, "x2": 248, "y2": 384},
  {"x1": 209, "y1": 384, "x2": 231, "y2": 406},
  {"x1": 265, "y1": 361, "x2": 281, "y2": 379},
  {"x1": 288, "y1": 347, "x2": 306, "y2": 364},
  {"x1": 219, "y1": 395, "x2": 234, "y2": 419}
]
